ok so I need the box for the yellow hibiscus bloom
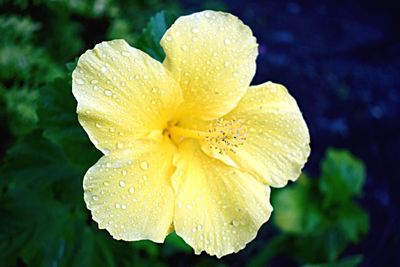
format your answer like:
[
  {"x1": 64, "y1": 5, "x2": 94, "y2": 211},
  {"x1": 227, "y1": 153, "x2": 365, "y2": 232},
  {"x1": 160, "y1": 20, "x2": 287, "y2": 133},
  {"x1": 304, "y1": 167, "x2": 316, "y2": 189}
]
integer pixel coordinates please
[{"x1": 72, "y1": 10, "x2": 310, "y2": 257}]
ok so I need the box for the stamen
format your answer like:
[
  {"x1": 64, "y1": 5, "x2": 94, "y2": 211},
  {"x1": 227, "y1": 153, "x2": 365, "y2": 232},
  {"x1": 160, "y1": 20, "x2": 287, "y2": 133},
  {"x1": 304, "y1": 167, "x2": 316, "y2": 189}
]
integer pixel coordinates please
[
  {"x1": 167, "y1": 118, "x2": 247, "y2": 154},
  {"x1": 205, "y1": 118, "x2": 247, "y2": 154}
]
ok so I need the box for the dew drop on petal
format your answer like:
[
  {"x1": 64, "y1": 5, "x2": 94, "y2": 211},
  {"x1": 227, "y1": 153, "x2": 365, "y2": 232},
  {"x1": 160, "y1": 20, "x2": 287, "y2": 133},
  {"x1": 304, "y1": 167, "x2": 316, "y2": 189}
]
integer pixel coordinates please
[
  {"x1": 129, "y1": 187, "x2": 135, "y2": 194},
  {"x1": 104, "y1": 90, "x2": 112, "y2": 96},
  {"x1": 224, "y1": 38, "x2": 231, "y2": 45},
  {"x1": 76, "y1": 78, "x2": 84, "y2": 85},
  {"x1": 117, "y1": 142, "x2": 124, "y2": 149},
  {"x1": 121, "y1": 50, "x2": 130, "y2": 56},
  {"x1": 181, "y1": 44, "x2": 188, "y2": 51},
  {"x1": 140, "y1": 161, "x2": 149, "y2": 170},
  {"x1": 92, "y1": 195, "x2": 99, "y2": 201},
  {"x1": 191, "y1": 27, "x2": 199, "y2": 34},
  {"x1": 121, "y1": 170, "x2": 127, "y2": 176}
]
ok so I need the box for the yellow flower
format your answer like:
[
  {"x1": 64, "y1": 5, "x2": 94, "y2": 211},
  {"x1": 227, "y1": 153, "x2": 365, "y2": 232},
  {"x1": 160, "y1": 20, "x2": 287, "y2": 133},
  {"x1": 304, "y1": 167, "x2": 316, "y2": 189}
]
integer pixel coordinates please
[{"x1": 72, "y1": 10, "x2": 310, "y2": 257}]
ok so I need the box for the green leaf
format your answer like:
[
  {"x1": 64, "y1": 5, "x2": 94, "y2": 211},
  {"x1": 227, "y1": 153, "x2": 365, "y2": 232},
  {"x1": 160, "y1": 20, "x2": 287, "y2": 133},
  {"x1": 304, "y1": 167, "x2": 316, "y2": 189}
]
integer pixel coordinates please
[
  {"x1": 319, "y1": 148, "x2": 366, "y2": 203},
  {"x1": 135, "y1": 11, "x2": 177, "y2": 61},
  {"x1": 163, "y1": 232, "x2": 192, "y2": 255},
  {"x1": 272, "y1": 175, "x2": 325, "y2": 234},
  {"x1": 336, "y1": 202, "x2": 369, "y2": 243},
  {"x1": 0, "y1": 87, "x2": 39, "y2": 136},
  {"x1": 0, "y1": 131, "x2": 88, "y2": 266},
  {"x1": 302, "y1": 254, "x2": 363, "y2": 267},
  {"x1": 38, "y1": 76, "x2": 102, "y2": 170},
  {"x1": 0, "y1": 15, "x2": 62, "y2": 84},
  {"x1": 247, "y1": 235, "x2": 290, "y2": 267}
]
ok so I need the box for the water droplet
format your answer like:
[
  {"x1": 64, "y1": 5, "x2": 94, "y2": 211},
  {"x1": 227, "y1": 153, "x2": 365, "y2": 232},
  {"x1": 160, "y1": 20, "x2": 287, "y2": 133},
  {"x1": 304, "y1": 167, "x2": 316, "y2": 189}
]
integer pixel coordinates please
[
  {"x1": 224, "y1": 38, "x2": 231, "y2": 45},
  {"x1": 119, "y1": 180, "x2": 126, "y2": 187},
  {"x1": 121, "y1": 50, "x2": 130, "y2": 56},
  {"x1": 95, "y1": 123, "x2": 102, "y2": 128},
  {"x1": 117, "y1": 142, "x2": 124, "y2": 149},
  {"x1": 120, "y1": 81, "x2": 126, "y2": 86},
  {"x1": 92, "y1": 195, "x2": 99, "y2": 201},
  {"x1": 104, "y1": 89, "x2": 112, "y2": 96},
  {"x1": 232, "y1": 219, "x2": 239, "y2": 227},
  {"x1": 186, "y1": 204, "x2": 192, "y2": 210},
  {"x1": 166, "y1": 35, "x2": 172, "y2": 41},
  {"x1": 109, "y1": 127, "x2": 115, "y2": 132},
  {"x1": 103, "y1": 181, "x2": 109, "y2": 186},
  {"x1": 197, "y1": 224, "x2": 203, "y2": 231},
  {"x1": 76, "y1": 78, "x2": 85, "y2": 85},
  {"x1": 181, "y1": 44, "x2": 188, "y2": 51},
  {"x1": 101, "y1": 66, "x2": 107, "y2": 72},
  {"x1": 129, "y1": 187, "x2": 135, "y2": 194},
  {"x1": 91, "y1": 79, "x2": 98, "y2": 84},
  {"x1": 140, "y1": 161, "x2": 149, "y2": 170},
  {"x1": 115, "y1": 203, "x2": 121, "y2": 209},
  {"x1": 191, "y1": 27, "x2": 199, "y2": 34},
  {"x1": 121, "y1": 170, "x2": 127, "y2": 176},
  {"x1": 224, "y1": 61, "x2": 230, "y2": 67},
  {"x1": 121, "y1": 204, "x2": 127, "y2": 209}
]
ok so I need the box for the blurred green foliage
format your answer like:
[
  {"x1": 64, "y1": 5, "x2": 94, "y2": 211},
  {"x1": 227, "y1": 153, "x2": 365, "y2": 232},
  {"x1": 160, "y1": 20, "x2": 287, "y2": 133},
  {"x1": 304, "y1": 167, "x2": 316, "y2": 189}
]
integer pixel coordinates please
[
  {"x1": 0, "y1": 0, "x2": 368, "y2": 266},
  {"x1": 249, "y1": 149, "x2": 369, "y2": 267}
]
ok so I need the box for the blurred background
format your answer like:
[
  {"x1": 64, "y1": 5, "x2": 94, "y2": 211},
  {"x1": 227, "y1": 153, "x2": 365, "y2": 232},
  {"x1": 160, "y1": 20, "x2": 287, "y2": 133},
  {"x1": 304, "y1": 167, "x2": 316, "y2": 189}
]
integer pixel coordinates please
[{"x1": 0, "y1": 0, "x2": 399, "y2": 266}]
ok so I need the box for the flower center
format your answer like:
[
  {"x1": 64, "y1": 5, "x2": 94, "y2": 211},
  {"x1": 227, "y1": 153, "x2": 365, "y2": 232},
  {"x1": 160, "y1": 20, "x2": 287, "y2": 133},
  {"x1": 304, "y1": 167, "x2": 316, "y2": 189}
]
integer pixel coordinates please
[{"x1": 167, "y1": 118, "x2": 247, "y2": 154}]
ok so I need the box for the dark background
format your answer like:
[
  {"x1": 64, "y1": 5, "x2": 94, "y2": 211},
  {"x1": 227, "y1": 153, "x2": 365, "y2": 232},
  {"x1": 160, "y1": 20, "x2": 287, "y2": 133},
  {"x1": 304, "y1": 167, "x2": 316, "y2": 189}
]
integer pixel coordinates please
[{"x1": 0, "y1": 0, "x2": 399, "y2": 266}]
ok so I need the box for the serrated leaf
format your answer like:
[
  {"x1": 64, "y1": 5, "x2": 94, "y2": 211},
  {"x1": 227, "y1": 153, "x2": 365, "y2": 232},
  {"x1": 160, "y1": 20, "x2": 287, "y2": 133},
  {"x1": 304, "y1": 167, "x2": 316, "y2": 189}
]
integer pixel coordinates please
[
  {"x1": 164, "y1": 232, "x2": 192, "y2": 255},
  {"x1": 336, "y1": 202, "x2": 369, "y2": 243},
  {"x1": 319, "y1": 148, "x2": 366, "y2": 203},
  {"x1": 272, "y1": 175, "x2": 325, "y2": 234},
  {"x1": 38, "y1": 76, "x2": 102, "y2": 170},
  {"x1": 135, "y1": 11, "x2": 176, "y2": 61}
]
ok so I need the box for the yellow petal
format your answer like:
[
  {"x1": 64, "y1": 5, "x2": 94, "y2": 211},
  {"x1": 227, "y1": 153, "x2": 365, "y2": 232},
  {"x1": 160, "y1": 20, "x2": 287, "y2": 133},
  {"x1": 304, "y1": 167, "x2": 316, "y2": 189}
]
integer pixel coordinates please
[
  {"x1": 72, "y1": 39, "x2": 182, "y2": 154},
  {"x1": 83, "y1": 137, "x2": 176, "y2": 242},
  {"x1": 161, "y1": 10, "x2": 258, "y2": 120},
  {"x1": 208, "y1": 82, "x2": 310, "y2": 187},
  {"x1": 172, "y1": 140, "x2": 272, "y2": 258}
]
